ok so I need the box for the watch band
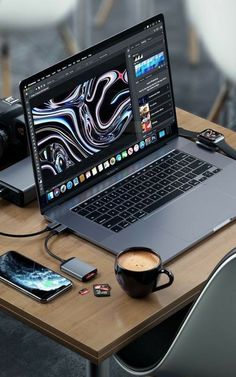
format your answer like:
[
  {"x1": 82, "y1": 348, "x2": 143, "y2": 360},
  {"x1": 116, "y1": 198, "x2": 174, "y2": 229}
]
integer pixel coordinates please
[
  {"x1": 178, "y1": 127, "x2": 198, "y2": 139},
  {"x1": 178, "y1": 127, "x2": 236, "y2": 160},
  {"x1": 217, "y1": 139, "x2": 236, "y2": 159}
]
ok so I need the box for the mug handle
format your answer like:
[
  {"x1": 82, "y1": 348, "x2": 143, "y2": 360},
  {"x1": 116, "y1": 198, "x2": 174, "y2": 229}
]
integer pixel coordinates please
[{"x1": 153, "y1": 268, "x2": 174, "y2": 292}]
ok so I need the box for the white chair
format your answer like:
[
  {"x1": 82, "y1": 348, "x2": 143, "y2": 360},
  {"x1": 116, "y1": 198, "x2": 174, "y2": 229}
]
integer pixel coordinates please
[
  {"x1": 184, "y1": 0, "x2": 236, "y2": 123},
  {"x1": 94, "y1": 0, "x2": 154, "y2": 29},
  {"x1": 184, "y1": 0, "x2": 200, "y2": 66},
  {"x1": 0, "y1": 0, "x2": 80, "y2": 97},
  {"x1": 94, "y1": 0, "x2": 115, "y2": 27},
  {"x1": 114, "y1": 248, "x2": 236, "y2": 376}
]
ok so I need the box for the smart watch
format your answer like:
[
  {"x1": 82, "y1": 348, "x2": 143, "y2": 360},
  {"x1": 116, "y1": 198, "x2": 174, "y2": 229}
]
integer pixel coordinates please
[{"x1": 178, "y1": 127, "x2": 236, "y2": 160}]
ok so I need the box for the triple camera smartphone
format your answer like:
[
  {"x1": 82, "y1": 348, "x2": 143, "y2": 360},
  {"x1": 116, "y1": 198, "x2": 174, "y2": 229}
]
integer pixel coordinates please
[{"x1": 0, "y1": 250, "x2": 72, "y2": 302}]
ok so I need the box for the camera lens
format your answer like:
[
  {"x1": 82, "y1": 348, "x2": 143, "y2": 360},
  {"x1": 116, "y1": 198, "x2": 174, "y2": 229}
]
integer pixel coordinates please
[{"x1": 0, "y1": 127, "x2": 9, "y2": 159}]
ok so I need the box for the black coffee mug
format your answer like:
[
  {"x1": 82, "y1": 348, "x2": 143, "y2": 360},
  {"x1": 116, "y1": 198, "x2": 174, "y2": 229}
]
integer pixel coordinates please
[{"x1": 114, "y1": 247, "x2": 174, "y2": 298}]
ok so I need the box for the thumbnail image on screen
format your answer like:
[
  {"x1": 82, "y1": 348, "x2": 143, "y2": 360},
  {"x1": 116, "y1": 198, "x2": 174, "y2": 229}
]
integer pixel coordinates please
[
  {"x1": 135, "y1": 51, "x2": 165, "y2": 78},
  {"x1": 139, "y1": 101, "x2": 152, "y2": 133},
  {"x1": 32, "y1": 63, "x2": 133, "y2": 179}
]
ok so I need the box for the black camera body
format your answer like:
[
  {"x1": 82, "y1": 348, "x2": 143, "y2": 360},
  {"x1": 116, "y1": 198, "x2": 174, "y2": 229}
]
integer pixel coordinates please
[{"x1": 0, "y1": 97, "x2": 28, "y2": 169}]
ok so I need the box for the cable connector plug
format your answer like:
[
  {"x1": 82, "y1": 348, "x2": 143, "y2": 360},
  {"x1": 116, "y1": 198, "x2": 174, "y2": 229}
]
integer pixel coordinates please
[
  {"x1": 47, "y1": 222, "x2": 68, "y2": 234},
  {"x1": 0, "y1": 185, "x2": 7, "y2": 197}
]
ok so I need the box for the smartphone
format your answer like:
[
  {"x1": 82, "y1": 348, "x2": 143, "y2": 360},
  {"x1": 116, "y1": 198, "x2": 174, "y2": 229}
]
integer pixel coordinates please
[{"x1": 0, "y1": 250, "x2": 73, "y2": 303}]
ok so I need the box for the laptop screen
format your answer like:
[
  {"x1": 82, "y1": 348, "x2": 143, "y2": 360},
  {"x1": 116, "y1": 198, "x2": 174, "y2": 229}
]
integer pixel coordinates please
[{"x1": 20, "y1": 14, "x2": 177, "y2": 213}]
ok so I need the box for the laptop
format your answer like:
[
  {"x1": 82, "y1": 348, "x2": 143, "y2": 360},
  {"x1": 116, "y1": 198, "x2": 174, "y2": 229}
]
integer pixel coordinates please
[{"x1": 20, "y1": 13, "x2": 236, "y2": 263}]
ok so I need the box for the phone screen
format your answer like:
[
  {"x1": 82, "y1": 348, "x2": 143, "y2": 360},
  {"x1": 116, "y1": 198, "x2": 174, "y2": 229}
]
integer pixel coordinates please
[{"x1": 0, "y1": 251, "x2": 72, "y2": 301}]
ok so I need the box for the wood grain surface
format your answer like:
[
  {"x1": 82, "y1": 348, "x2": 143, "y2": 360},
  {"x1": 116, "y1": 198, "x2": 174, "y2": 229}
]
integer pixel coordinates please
[{"x1": 1, "y1": 108, "x2": 236, "y2": 364}]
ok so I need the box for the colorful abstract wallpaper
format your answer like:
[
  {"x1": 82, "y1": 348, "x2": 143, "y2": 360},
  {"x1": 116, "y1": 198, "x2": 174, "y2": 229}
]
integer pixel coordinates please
[{"x1": 32, "y1": 65, "x2": 133, "y2": 177}]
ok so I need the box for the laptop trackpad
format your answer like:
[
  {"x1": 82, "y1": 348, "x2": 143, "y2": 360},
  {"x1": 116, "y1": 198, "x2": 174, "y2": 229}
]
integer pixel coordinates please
[{"x1": 155, "y1": 185, "x2": 236, "y2": 242}]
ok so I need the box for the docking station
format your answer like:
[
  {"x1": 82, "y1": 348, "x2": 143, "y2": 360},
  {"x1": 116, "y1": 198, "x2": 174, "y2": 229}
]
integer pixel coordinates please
[{"x1": 0, "y1": 157, "x2": 36, "y2": 206}]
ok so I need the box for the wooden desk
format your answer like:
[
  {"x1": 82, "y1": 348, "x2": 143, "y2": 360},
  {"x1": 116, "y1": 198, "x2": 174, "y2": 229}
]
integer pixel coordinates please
[{"x1": 1, "y1": 108, "x2": 236, "y2": 376}]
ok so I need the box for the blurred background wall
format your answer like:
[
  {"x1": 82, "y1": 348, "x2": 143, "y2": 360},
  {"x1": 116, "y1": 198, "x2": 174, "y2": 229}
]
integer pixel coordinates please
[{"x1": 1, "y1": 0, "x2": 230, "y2": 126}]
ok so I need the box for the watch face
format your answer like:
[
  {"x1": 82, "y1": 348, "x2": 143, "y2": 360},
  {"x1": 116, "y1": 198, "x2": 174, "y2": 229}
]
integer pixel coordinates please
[{"x1": 198, "y1": 129, "x2": 224, "y2": 144}]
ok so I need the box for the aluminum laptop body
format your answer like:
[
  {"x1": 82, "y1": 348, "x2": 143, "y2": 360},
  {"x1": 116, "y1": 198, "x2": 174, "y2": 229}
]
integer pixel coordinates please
[{"x1": 20, "y1": 14, "x2": 236, "y2": 263}]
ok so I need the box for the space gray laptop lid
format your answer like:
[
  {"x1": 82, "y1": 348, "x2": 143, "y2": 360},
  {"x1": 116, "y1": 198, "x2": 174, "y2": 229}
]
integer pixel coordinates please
[{"x1": 19, "y1": 13, "x2": 179, "y2": 215}]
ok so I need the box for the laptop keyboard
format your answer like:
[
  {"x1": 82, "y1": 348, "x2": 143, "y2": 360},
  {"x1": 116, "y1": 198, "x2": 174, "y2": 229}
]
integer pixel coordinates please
[{"x1": 72, "y1": 149, "x2": 221, "y2": 233}]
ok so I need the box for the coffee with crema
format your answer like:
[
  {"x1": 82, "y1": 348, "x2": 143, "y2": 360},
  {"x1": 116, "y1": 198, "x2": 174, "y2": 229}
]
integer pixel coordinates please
[{"x1": 118, "y1": 250, "x2": 160, "y2": 272}]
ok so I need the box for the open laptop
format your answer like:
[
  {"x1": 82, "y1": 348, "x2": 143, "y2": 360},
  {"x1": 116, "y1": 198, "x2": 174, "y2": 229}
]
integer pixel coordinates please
[{"x1": 20, "y1": 14, "x2": 236, "y2": 263}]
